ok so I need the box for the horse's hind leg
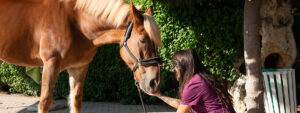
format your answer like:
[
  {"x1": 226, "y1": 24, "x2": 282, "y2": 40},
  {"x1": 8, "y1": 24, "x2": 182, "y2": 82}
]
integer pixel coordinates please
[
  {"x1": 39, "y1": 58, "x2": 60, "y2": 113},
  {"x1": 67, "y1": 65, "x2": 89, "y2": 113}
]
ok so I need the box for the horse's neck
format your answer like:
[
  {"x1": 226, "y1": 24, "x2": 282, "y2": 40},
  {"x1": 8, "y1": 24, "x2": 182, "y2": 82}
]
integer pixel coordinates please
[
  {"x1": 51, "y1": 0, "x2": 131, "y2": 46},
  {"x1": 77, "y1": 12, "x2": 130, "y2": 47},
  {"x1": 76, "y1": 14, "x2": 125, "y2": 39},
  {"x1": 71, "y1": 0, "x2": 131, "y2": 39},
  {"x1": 75, "y1": 10, "x2": 132, "y2": 43}
]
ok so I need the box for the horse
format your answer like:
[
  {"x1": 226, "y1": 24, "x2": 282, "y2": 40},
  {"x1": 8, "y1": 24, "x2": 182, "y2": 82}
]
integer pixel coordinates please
[{"x1": 0, "y1": 0, "x2": 162, "y2": 113}]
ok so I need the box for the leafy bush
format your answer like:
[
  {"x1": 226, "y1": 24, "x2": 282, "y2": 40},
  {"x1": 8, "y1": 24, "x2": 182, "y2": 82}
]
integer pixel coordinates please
[
  {"x1": 155, "y1": 0, "x2": 244, "y2": 82},
  {"x1": 0, "y1": 62, "x2": 40, "y2": 95},
  {"x1": 0, "y1": 0, "x2": 244, "y2": 104}
]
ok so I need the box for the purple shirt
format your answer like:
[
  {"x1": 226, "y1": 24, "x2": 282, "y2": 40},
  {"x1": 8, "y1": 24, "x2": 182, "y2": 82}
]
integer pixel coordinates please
[{"x1": 180, "y1": 74, "x2": 235, "y2": 113}]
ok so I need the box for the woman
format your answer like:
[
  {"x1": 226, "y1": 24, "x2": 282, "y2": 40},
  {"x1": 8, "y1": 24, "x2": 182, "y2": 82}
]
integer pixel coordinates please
[{"x1": 148, "y1": 50, "x2": 235, "y2": 113}]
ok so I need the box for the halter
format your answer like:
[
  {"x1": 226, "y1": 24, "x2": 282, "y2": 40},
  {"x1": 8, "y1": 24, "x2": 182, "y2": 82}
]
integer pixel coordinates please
[
  {"x1": 120, "y1": 21, "x2": 161, "y2": 72},
  {"x1": 120, "y1": 21, "x2": 161, "y2": 113}
]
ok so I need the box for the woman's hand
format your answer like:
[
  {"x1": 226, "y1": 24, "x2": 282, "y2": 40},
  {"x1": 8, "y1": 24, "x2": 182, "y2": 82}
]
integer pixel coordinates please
[
  {"x1": 145, "y1": 90, "x2": 162, "y2": 97},
  {"x1": 151, "y1": 91, "x2": 162, "y2": 97}
]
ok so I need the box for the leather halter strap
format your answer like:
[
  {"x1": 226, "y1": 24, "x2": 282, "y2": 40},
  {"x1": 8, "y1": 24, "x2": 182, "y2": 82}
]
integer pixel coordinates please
[{"x1": 120, "y1": 21, "x2": 161, "y2": 72}]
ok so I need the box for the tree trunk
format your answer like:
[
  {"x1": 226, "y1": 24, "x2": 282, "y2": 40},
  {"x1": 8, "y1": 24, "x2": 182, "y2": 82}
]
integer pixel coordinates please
[{"x1": 244, "y1": 0, "x2": 264, "y2": 113}]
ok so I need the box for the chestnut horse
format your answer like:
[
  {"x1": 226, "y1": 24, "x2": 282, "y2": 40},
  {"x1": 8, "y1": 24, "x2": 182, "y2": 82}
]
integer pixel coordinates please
[{"x1": 0, "y1": 0, "x2": 161, "y2": 113}]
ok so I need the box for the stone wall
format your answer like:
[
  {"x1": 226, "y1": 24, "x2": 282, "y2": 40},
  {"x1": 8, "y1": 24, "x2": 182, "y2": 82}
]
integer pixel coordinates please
[{"x1": 260, "y1": 0, "x2": 296, "y2": 68}]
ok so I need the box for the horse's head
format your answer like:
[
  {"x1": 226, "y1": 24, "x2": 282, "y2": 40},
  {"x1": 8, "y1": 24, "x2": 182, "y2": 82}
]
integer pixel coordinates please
[{"x1": 119, "y1": 2, "x2": 161, "y2": 94}]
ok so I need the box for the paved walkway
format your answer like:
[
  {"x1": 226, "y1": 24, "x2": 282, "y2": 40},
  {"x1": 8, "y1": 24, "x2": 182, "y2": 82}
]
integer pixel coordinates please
[
  {"x1": 0, "y1": 93, "x2": 176, "y2": 113},
  {"x1": 2, "y1": 93, "x2": 300, "y2": 113}
]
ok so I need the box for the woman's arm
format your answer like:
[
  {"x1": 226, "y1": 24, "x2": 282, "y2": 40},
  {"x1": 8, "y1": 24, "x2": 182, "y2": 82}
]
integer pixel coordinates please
[
  {"x1": 156, "y1": 94, "x2": 181, "y2": 109},
  {"x1": 147, "y1": 91, "x2": 180, "y2": 109},
  {"x1": 148, "y1": 92, "x2": 192, "y2": 113},
  {"x1": 158, "y1": 95, "x2": 192, "y2": 113},
  {"x1": 176, "y1": 105, "x2": 192, "y2": 113}
]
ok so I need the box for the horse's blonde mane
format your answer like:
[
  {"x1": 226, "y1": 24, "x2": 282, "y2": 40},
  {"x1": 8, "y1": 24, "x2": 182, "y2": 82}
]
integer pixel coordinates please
[
  {"x1": 143, "y1": 14, "x2": 161, "y2": 47},
  {"x1": 75, "y1": 0, "x2": 130, "y2": 27},
  {"x1": 74, "y1": 0, "x2": 161, "y2": 47}
]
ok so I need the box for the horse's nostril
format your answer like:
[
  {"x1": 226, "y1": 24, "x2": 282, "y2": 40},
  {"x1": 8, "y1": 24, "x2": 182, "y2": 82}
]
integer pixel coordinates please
[{"x1": 149, "y1": 79, "x2": 156, "y2": 89}]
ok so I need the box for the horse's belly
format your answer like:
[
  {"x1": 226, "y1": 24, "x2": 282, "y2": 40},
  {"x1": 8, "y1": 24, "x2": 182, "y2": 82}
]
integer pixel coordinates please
[
  {"x1": 0, "y1": 40, "x2": 43, "y2": 67},
  {"x1": 0, "y1": 57, "x2": 43, "y2": 67},
  {"x1": 62, "y1": 47, "x2": 97, "y2": 69}
]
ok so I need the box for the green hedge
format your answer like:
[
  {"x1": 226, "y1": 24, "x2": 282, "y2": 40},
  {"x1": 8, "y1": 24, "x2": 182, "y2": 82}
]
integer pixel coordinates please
[
  {"x1": 0, "y1": 62, "x2": 40, "y2": 95},
  {"x1": 155, "y1": 0, "x2": 243, "y2": 82},
  {"x1": 0, "y1": 0, "x2": 244, "y2": 104}
]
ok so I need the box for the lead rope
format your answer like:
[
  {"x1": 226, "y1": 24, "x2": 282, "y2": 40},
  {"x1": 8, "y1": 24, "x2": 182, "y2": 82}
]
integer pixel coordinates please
[
  {"x1": 133, "y1": 72, "x2": 147, "y2": 113},
  {"x1": 136, "y1": 84, "x2": 147, "y2": 113},
  {"x1": 132, "y1": 0, "x2": 152, "y2": 112}
]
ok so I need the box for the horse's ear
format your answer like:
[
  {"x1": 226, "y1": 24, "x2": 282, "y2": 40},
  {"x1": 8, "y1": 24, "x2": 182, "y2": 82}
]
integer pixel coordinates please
[
  {"x1": 145, "y1": 5, "x2": 153, "y2": 16},
  {"x1": 130, "y1": 0, "x2": 143, "y2": 25}
]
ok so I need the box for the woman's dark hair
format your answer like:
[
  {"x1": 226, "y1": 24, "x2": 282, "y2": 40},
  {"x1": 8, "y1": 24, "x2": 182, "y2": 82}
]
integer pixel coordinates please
[{"x1": 171, "y1": 49, "x2": 232, "y2": 108}]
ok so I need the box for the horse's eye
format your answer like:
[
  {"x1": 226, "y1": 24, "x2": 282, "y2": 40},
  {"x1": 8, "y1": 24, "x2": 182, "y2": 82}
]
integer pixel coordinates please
[{"x1": 140, "y1": 40, "x2": 146, "y2": 44}]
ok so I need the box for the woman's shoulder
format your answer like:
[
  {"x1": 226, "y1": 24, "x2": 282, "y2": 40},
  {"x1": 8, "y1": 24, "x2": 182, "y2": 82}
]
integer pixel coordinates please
[
  {"x1": 184, "y1": 74, "x2": 206, "y2": 91},
  {"x1": 186, "y1": 74, "x2": 206, "y2": 84},
  {"x1": 184, "y1": 73, "x2": 214, "y2": 95},
  {"x1": 181, "y1": 74, "x2": 208, "y2": 105}
]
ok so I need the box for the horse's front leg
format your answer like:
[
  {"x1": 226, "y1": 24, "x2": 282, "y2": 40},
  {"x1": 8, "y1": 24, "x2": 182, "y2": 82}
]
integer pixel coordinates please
[
  {"x1": 39, "y1": 58, "x2": 60, "y2": 113},
  {"x1": 67, "y1": 65, "x2": 89, "y2": 113}
]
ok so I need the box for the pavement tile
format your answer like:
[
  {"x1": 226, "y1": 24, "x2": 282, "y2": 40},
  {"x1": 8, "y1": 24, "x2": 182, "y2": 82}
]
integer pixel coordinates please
[{"x1": 0, "y1": 93, "x2": 176, "y2": 113}]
